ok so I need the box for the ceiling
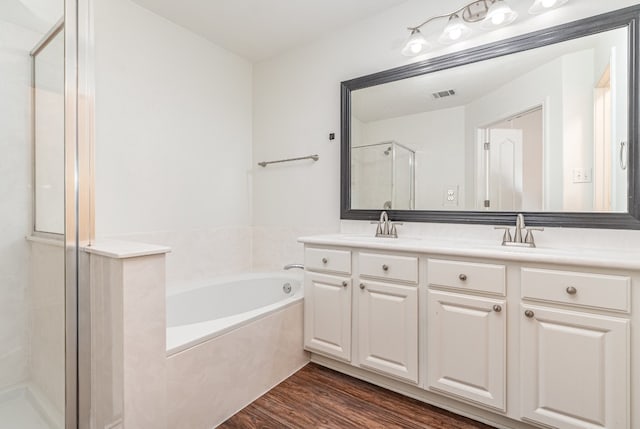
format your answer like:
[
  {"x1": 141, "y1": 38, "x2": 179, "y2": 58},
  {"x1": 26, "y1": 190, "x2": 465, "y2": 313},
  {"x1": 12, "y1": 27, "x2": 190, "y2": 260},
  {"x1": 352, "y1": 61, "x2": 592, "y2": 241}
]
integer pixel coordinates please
[{"x1": 130, "y1": 0, "x2": 408, "y2": 62}]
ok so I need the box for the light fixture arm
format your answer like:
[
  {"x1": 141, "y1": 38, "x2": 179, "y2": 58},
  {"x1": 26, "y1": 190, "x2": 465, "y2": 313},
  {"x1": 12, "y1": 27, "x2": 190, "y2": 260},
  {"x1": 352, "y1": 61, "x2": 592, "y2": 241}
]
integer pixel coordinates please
[
  {"x1": 408, "y1": 12, "x2": 458, "y2": 32},
  {"x1": 408, "y1": 0, "x2": 494, "y2": 31}
]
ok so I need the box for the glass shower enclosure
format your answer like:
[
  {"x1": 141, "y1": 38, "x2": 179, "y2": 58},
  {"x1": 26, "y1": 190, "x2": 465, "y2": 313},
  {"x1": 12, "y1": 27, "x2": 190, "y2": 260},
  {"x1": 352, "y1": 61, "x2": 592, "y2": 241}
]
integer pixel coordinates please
[
  {"x1": 0, "y1": 0, "x2": 82, "y2": 427},
  {"x1": 351, "y1": 141, "x2": 416, "y2": 210}
]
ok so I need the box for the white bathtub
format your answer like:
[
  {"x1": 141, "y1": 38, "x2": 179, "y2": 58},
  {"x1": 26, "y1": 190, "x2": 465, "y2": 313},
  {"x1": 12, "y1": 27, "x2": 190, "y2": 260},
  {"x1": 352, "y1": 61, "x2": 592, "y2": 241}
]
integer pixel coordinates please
[{"x1": 166, "y1": 271, "x2": 304, "y2": 354}]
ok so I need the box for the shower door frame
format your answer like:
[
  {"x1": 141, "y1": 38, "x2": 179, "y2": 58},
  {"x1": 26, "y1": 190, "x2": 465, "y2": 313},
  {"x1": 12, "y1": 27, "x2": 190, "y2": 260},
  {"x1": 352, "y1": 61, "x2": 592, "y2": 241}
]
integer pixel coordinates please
[{"x1": 65, "y1": 0, "x2": 95, "y2": 427}]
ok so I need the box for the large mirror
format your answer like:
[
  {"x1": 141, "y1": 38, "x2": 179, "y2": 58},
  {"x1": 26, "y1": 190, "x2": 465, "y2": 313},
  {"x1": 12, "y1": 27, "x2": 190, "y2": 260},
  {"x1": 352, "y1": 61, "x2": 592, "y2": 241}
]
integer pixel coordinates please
[{"x1": 341, "y1": 7, "x2": 640, "y2": 229}]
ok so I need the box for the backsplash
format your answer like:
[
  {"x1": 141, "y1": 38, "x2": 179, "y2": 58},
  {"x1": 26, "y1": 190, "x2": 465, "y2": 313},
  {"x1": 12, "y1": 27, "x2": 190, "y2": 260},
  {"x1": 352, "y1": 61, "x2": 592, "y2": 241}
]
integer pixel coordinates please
[{"x1": 341, "y1": 219, "x2": 640, "y2": 252}]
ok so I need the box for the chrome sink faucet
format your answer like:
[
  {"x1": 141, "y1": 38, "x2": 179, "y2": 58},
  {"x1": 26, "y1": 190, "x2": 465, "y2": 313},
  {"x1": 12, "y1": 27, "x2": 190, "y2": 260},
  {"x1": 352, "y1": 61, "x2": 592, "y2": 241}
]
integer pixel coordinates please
[
  {"x1": 371, "y1": 211, "x2": 402, "y2": 238},
  {"x1": 495, "y1": 213, "x2": 543, "y2": 248}
]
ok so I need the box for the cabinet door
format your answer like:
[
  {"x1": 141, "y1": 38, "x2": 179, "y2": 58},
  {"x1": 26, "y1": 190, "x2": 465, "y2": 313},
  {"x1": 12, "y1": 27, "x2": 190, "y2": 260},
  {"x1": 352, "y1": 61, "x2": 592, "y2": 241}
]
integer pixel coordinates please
[
  {"x1": 427, "y1": 290, "x2": 506, "y2": 410},
  {"x1": 304, "y1": 272, "x2": 351, "y2": 361},
  {"x1": 521, "y1": 305, "x2": 629, "y2": 429},
  {"x1": 358, "y1": 280, "x2": 418, "y2": 383}
]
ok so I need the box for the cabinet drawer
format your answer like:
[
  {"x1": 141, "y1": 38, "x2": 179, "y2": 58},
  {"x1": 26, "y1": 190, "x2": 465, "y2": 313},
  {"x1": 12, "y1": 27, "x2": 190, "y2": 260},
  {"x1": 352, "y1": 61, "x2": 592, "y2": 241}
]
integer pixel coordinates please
[
  {"x1": 305, "y1": 247, "x2": 351, "y2": 274},
  {"x1": 521, "y1": 268, "x2": 630, "y2": 313},
  {"x1": 428, "y1": 259, "x2": 505, "y2": 296},
  {"x1": 359, "y1": 252, "x2": 418, "y2": 284}
]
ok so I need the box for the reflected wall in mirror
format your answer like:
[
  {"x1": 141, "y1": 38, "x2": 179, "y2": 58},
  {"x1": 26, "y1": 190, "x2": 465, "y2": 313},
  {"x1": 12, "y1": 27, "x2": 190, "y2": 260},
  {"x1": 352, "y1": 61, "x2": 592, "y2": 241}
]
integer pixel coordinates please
[
  {"x1": 342, "y1": 6, "x2": 640, "y2": 229},
  {"x1": 350, "y1": 27, "x2": 628, "y2": 213},
  {"x1": 351, "y1": 141, "x2": 416, "y2": 210}
]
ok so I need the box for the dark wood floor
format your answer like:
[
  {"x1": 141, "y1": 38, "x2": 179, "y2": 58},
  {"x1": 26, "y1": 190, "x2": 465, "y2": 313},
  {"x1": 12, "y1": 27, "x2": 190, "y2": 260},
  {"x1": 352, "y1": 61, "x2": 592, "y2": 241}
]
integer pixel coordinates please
[{"x1": 219, "y1": 363, "x2": 496, "y2": 429}]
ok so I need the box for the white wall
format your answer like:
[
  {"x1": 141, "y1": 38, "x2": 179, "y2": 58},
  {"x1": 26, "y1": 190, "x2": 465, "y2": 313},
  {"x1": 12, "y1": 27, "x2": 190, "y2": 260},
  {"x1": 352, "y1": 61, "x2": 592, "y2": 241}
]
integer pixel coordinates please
[
  {"x1": 94, "y1": 0, "x2": 254, "y2": 289},
  {"x1": 252, "y1": 0, "x2": 640, "y2": 267}
]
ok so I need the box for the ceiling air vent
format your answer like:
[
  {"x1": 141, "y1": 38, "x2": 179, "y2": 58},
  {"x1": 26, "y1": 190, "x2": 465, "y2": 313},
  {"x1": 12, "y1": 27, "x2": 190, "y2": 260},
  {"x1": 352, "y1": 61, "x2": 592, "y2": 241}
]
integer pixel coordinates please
[{"x1": 432, "y1": 89, "x2": 456, "y2": 99}]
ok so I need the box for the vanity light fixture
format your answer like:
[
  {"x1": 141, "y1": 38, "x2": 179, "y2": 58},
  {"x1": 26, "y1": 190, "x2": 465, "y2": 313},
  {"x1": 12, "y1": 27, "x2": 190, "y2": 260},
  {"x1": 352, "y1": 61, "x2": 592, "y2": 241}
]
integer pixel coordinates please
[
  {"x1": 438, "y1": 14, "x2": 472, "y2": 44},
  {"x1": 528, "y1": 0, "x2": 569, "y2": 15},
  {"x1": 402, "y1": 0, "x2": 518, "y2": 56},
  {"x1": 483, "y1": 0, "x2": 519, "y2": 28},
  {"x1": 401, "y1": 28, "x2": 430, "y2": 56}
]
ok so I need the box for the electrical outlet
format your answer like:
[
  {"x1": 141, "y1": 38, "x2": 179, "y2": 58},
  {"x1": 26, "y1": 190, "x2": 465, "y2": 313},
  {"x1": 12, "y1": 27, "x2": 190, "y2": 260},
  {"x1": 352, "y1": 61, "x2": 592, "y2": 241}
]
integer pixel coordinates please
[
  {"x1": 443, "y1": 185, "x2": 459, "y2": 206},
  {"x1": 572, "y1": 168, "x2": 592, "y2": 183}
]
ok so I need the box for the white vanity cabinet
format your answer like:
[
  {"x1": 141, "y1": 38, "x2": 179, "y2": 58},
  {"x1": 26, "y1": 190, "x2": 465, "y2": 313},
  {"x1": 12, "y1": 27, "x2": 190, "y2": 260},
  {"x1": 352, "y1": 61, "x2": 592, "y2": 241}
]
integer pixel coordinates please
[
  {"x1": 300, "y1": 235, "x2": 637, "y2": 429},
  {"x1": 519, "y1": 268, "x2": 631, "y2": 429},
  {"x1": 426, "y1": 259, "x2": 507, "y2": 410},
  {"x1": 303, "y1": 248, "x2": 352, "y2": 362},
  {"x1": 357, "y1": 253, "x2": 419, "y2": 383}
]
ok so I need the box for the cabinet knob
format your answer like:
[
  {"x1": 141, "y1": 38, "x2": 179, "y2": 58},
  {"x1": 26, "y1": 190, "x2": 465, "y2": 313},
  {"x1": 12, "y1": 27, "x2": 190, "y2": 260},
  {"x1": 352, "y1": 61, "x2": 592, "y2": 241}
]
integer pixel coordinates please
[
  {"x1": 359, "y1": 283, "x2": 365, "y2": 290},
  {"x1": 342, "y1": 281, "x2": 348, "y2": 288},
  {"x1": 382, "y1": 264, "x2": 389, "y2": 271},
  {"x1": 566, "y1": 286, "x2": 577, "y2": 295},
  {"x1": 493, "y1": 304, "x2": 502, "y2": 313},
  {"x1": 322, "y1": 257, "x2": 328, "y2": 264},
  {"x1": 458, "y1": 274, "x2": 467, "y2": 281},
  {"x1": 524, "y1": 309, "x2": 535, "y2": 318}
]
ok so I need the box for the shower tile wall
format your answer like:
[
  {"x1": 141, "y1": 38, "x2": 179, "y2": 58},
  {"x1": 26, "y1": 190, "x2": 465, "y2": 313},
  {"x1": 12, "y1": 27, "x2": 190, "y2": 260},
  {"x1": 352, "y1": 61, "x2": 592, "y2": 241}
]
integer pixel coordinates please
[
  {"x1": 28, "y1": 241, "x2": 65, "y2": 415},
  {"x1": 0, "y1": 18, "x2": 36, "y2": 392},
  {"x1": 252, "y1": 225, "x2": 338, "y2": 272}
]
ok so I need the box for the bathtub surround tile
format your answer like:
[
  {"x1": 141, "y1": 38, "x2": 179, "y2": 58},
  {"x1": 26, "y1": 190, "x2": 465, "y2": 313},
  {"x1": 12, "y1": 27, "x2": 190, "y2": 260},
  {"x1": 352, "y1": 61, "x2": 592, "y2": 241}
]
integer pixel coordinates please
[
  {"x1": 83, "y1": 239, "x2": 171, "y2": 259},
  {"x1": 252, "y1": 225, "x2": 337, "y2": 272},
  {"x1": 88, "y1": 245, "x2": 170, "y2": 429},
  {"x1": 122, "y1": 254, "x2": 167, "y2": 429},
  {"x1": 103, "y1": 227, "x2": 252, "y2": 292},
  {"x1": 89, "y1": 255, "x2": 124, "y2": 429},
  {"x1": 167, "y1": 302, "x2": 309, "y2": 429}
]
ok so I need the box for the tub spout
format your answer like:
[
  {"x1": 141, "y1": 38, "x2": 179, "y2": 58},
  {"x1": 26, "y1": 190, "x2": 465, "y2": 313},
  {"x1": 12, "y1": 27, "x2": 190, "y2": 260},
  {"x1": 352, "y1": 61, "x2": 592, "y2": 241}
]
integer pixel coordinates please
[{"x1": 284, "y1": 263, "x2": 304, "y2": 270}]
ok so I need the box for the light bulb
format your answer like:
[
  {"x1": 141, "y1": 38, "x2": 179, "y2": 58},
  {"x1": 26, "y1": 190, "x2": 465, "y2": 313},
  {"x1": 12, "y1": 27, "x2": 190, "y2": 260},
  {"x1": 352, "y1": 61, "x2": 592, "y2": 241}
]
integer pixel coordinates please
[
  {"x1": 492, "y1": 12, "x2": 506, "y2": 25},
  {"x1": 401, "y1": 29, "x2": 429, "y2": 56},
  {"x1": 438, "y1": 14, "x2": 471, "y2": 44},
  {"x1": 483, "y1": 0, "x2": 518, "y2": 29},
  {"x1": 529, "y1": 0, "x2": 568, "y2": 15}
]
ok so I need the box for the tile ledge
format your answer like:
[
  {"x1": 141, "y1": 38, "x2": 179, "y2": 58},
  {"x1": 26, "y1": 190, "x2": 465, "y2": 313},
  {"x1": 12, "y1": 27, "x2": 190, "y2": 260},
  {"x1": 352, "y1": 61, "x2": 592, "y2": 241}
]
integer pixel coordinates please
[
  {"x1": 83, "y1": 239, "x2": 171, "y2": 259},
  {"x1": 26, "y1": 235, "x2": 65, "y2": 247}
]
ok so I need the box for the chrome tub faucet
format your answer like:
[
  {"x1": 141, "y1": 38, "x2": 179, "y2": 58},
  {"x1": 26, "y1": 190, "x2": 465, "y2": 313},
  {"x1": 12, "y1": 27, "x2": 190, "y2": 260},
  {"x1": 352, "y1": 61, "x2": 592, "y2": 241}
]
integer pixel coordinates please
[{"x1": 283, "y1": 263, "x2": 304, "y2": 270}]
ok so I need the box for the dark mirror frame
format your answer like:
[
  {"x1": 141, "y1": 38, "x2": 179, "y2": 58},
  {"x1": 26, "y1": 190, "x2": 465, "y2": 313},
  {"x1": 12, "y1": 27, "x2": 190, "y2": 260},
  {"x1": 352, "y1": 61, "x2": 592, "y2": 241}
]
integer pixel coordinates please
[{"x1": 341, "y1": 6, "x2": 640, "y2": 229}]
